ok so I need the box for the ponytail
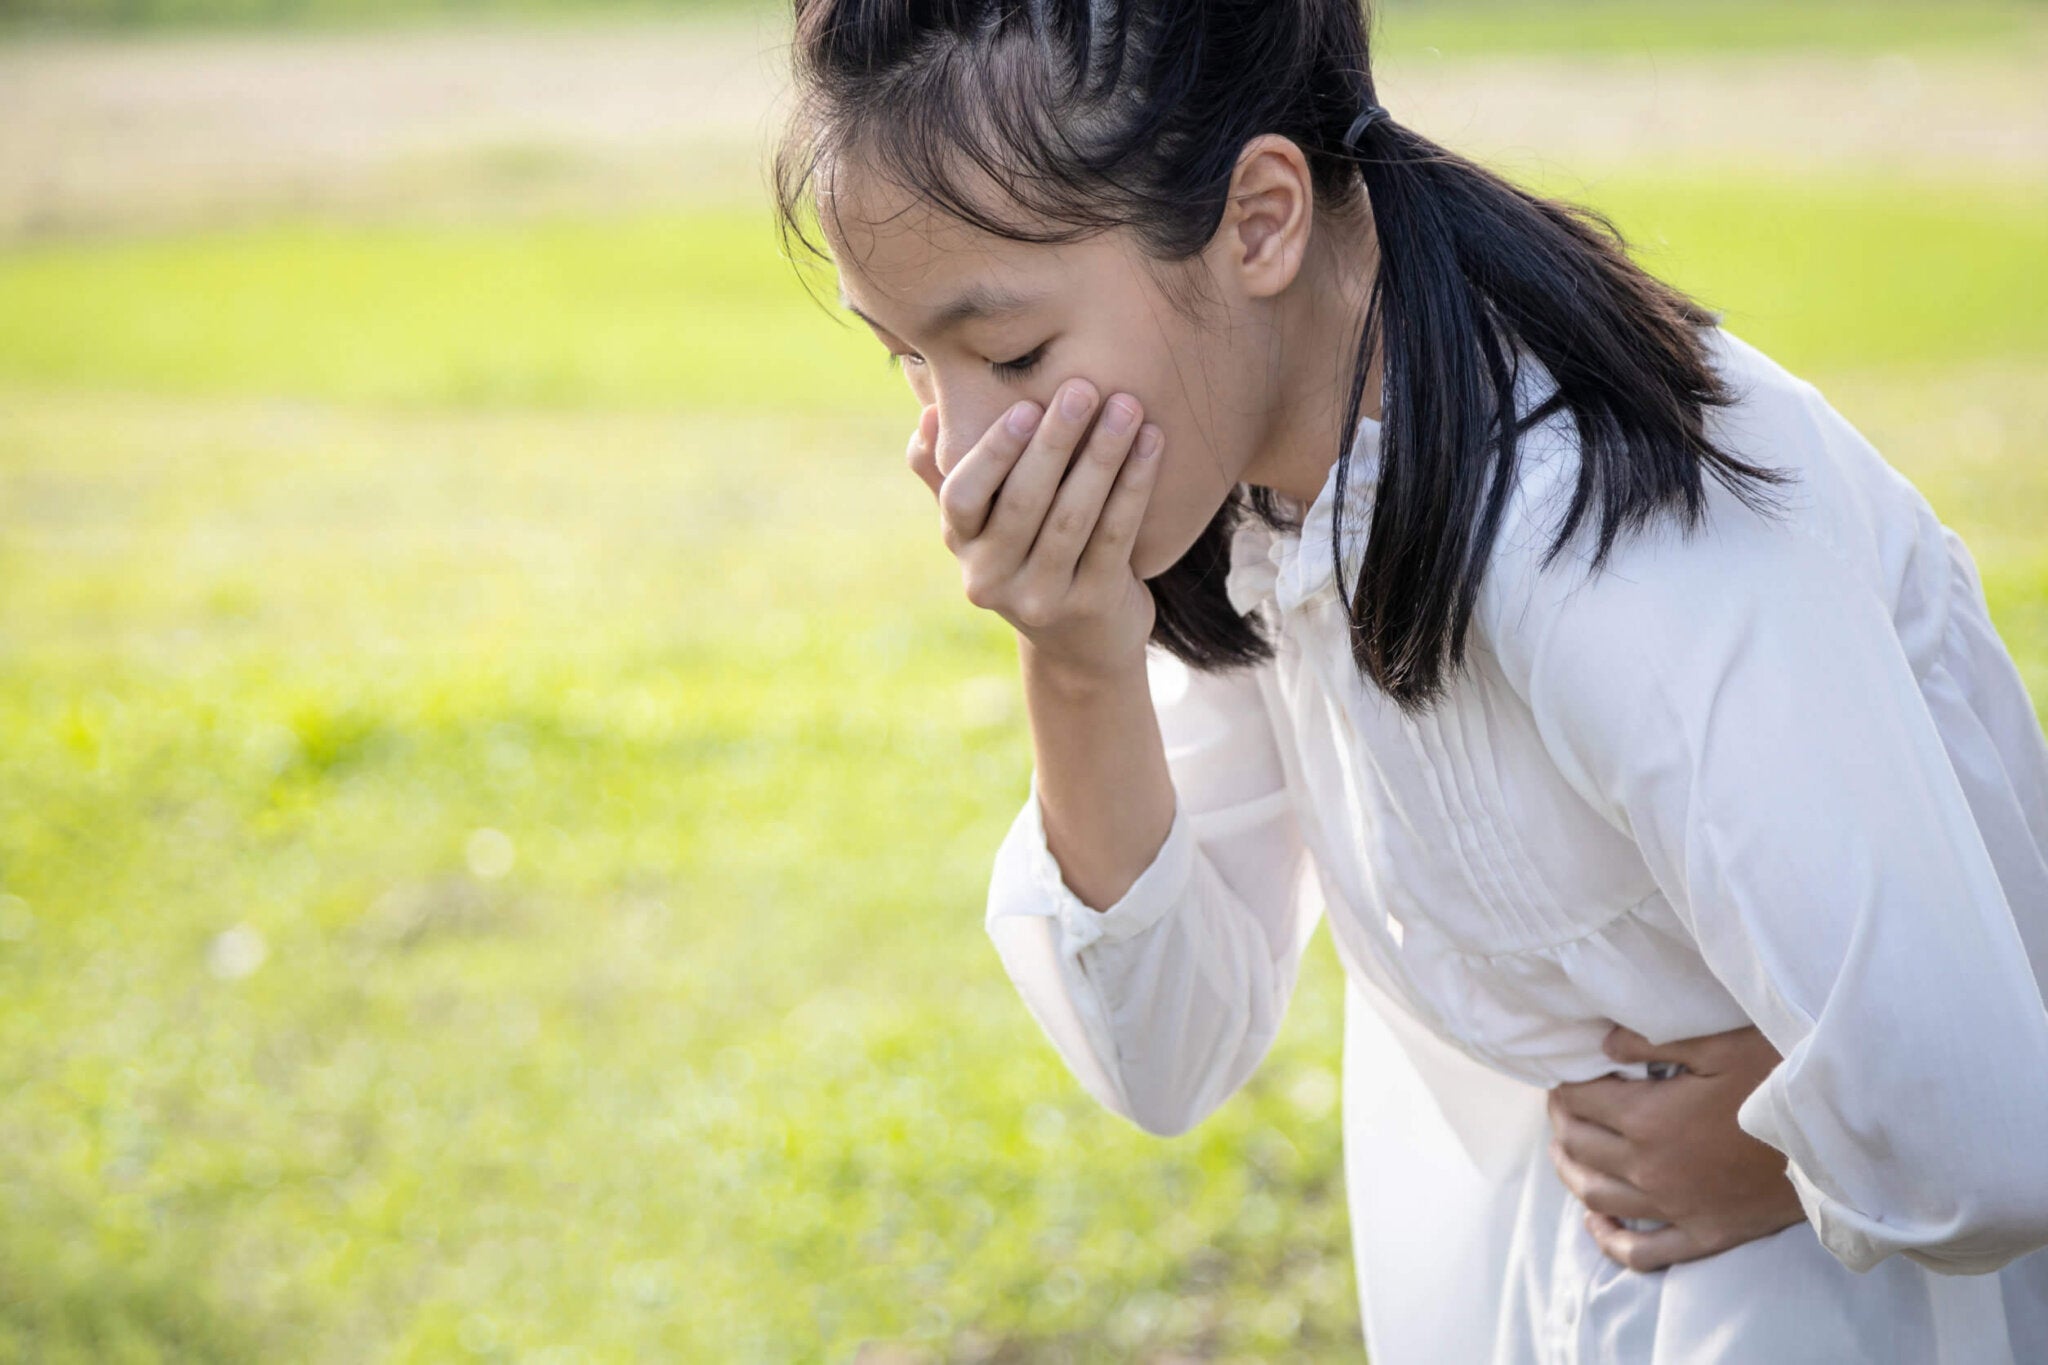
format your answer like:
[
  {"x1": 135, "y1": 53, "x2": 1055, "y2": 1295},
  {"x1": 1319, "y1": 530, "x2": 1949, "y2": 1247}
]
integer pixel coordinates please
[{"x1": 1328, "y1": 101, "x2": 1790, "y2": 710}]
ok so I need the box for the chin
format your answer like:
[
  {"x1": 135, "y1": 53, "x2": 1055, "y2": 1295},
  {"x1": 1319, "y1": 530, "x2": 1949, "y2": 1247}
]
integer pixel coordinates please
[
  {"x1": 1132, "y1": 507, "x2": 1210, "y2": 583},
  {"x1": 1131, "y1": 533, "x2": 1185, "y2": 583}
]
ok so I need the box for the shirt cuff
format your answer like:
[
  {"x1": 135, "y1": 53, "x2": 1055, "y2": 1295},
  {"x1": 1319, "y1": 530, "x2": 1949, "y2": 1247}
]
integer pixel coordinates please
[
  {"x1": 1738, "y1": 1068, "x2": 1891, "y2": 1274},
  {"x1": 1019, "y1": 768, "x2": 1194, "y2": 953}
]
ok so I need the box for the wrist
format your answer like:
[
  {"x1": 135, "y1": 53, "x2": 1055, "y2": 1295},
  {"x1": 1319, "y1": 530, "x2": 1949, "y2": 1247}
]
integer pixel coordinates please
[{"x1": 1018, "y1": 635, "x2": 1143, "y2": 698}]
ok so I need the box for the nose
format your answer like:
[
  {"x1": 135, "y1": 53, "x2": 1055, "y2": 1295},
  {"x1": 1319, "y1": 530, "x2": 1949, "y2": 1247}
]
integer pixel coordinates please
[
  {"x1": 935, "y1": 421, "x2": 972, "y2": 478},
  {"x1": 933, "y1": 400, "x2": 1007, "y2": 478}
]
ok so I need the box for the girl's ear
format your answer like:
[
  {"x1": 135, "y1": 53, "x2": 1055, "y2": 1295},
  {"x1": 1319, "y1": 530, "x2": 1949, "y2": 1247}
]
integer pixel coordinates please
[{"x1": 1215, "y1": 133, "x2": 1316, "y2": 304}]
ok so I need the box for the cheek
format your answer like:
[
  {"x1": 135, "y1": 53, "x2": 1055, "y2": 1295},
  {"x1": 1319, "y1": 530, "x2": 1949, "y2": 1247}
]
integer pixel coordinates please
[{"x1": 1131, "y1": 445, "x2": 1233, "y2": 580}]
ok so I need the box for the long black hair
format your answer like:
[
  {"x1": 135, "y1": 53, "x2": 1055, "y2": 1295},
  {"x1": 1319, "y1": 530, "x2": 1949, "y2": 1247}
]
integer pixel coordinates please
[{"x1": 772, "y1": 0, "x2": 1790, "y2": 713}]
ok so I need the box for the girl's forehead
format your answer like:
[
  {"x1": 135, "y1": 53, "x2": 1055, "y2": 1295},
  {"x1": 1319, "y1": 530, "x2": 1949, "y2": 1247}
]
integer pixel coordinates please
[
  {"x1": 829, "y1": 197, "x2": 1036, "y2": 281},
  {"x1": 820, "y1": 162, "x2": 1086, "y2": 291},
  {"x1": 830, "y1": 209, "x2": 1081, "y2": 329}
]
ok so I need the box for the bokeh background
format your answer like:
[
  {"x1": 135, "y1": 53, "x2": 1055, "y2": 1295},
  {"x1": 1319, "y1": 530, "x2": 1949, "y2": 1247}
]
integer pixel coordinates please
[{"x1": 2, "y1": 1, "x2": 2044, "y2": 1360}]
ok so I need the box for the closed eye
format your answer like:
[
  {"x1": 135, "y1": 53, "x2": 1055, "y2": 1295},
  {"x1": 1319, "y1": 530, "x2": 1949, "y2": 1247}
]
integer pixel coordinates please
[
  {"x1": 884, "y1": 345, "x2": 1049, "y2": 380},
  {"x1": 991, "y1": 346, "x2": 1047, "y2": 380}
]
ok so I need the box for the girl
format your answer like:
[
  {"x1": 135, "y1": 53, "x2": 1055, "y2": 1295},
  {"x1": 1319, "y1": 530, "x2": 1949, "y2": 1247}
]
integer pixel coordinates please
[{"x1": 772, "y1": 2, "x2": 2048, "y2": 1360}]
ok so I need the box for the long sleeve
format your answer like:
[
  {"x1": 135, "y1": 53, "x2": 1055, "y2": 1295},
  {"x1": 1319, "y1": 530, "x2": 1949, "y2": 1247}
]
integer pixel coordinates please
[
  {"x1": 1487, "y1": 494, "x2": 2048, "y2": 1275},
  {"x1": 983, "y1": 643, "x2": 1317, "y2": 1138}
]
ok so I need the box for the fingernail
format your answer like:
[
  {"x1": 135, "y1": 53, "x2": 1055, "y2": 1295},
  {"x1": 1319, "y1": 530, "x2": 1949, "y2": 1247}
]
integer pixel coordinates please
[
  {"x1": 1101, "y1": 397, "x2": 1138, "y2": 436},
  {"x1": 1135, "y1": 425, "x2": 1162, "y2": 458},
  {"x1": 1006, "y1": 401, "x2": 1042, "y2": 436},
  {"x1": 1058, "y1": 382, "x2": 1094, "y2": 420}
]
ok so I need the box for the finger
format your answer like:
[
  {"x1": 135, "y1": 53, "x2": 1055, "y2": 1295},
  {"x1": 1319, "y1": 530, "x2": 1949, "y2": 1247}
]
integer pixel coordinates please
[
  {"x1": 1670, "y1": 1024, "x2": 1779, "y2": 1078},
  {"x1": 982, "y1": 377, "x2": 1101, "y2": 550},
  {"x1": 1549, "y1": 1074, "x2": 1642, "y2": 1134},
  {"x1": 1550, "y1": 1139, "x2": 1661, "y2": 1221},
  {"x1": 1601, "y1": 1024, "x2": 1666, "y2": 1067},
  {"x1": 1585, "y1": 1214, "x2": 1707, "y2": 1273},
  {"x1": 1072, "y1": 422, "x2": 1163, "y2": 582},
  {"x1": 1553, "y1": 1109, "x2": 1636, "y2": 1181},
  {"x1": 1018, "y1": 393, "x2": 1145, "y2": 584},
  {"x1": 1550, "y1": 1079, "x2": 1626, "y2": 1135},
  {"x1": 937, "y1": 399, "x2": 1045, "y2": 544}
]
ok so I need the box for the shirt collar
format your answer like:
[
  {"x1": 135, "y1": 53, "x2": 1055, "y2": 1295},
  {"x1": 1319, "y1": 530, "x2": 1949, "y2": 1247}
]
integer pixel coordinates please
[
  {"x1": 1221, "y1": 351, "x2": 1564, "y2": 620},
  {"x1": 1223, "y1": 413, "x2": 1383, "y2": 618}
]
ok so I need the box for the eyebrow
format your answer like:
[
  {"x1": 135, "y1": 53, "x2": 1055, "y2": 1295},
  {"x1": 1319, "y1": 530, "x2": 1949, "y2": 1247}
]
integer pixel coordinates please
[{"x1": 839, "y1": 283, "x2": 1044, "y2": 340}]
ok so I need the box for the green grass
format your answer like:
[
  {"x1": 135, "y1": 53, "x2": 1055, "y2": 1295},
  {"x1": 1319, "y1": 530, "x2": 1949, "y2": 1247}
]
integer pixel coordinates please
[
  {"x1": 0, "y1": 211, "x2": 884, "y2": 416},
  {"x1": 7, "y1": 0, "x2": 2045, "y2": 57},
  {"x1": 4, "y1": 107, "x2": 2048, "y2": 1365},
  {"x1": 1556, "y1": 175, "x2": 2048, "y2": 371},
  {"x1": 5, "y1": 177, "x2": 2045, "y2": 417},
  {"x1": 0, "y1": 388, "x2": 1367, "y2": 1361},
  {"x1": 6, "y1": 377, "x2": 2038, "y2": 1362},
  {"x1": 0, "y1": 0, "x2": 765, "y2": 35},
  {"x1": 1376, "y1": 0, "x2": 2048, "y2": 59}
]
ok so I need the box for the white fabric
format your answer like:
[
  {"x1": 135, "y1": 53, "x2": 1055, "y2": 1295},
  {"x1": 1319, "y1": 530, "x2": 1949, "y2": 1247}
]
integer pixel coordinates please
[{"x1": 983, "y1": 328, "x2": 2048, "y2": 1363}]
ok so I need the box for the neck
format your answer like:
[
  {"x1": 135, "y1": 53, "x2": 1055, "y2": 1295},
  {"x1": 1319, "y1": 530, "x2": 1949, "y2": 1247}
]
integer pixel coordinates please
[{"x1": 1241, "y1": 212, "x2": 1382, "y2": 507}]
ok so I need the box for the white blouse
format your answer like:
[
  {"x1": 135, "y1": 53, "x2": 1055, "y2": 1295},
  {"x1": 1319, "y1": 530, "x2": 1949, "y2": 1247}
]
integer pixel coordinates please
[{"x1": 982, "y1": 329, "x2": 2048, "y2": 1363}]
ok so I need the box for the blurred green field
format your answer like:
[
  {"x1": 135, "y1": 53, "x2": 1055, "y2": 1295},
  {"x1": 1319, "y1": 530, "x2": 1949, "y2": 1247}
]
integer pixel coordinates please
[
  {"x1": 3, "y1": 7, "x2": 2048, "y2": 1364},
  {"x1": 6, "y1": 0, "x2": 2047, "y2": 57},
  {"x1": 7, "y1": 176, "x2": 2046, "y2": 409}
]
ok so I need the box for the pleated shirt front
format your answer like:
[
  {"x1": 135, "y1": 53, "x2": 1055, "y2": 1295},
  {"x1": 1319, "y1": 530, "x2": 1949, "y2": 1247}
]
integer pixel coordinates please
[{"x1": 983, "y1": 328, "x2": 2048, "y2": 1363}]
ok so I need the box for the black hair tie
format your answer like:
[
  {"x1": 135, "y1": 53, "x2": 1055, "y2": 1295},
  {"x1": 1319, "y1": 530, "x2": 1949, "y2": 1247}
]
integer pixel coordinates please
[{"x1": 1343, "y1": 103, "x2": 1392, "y2": 155}]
